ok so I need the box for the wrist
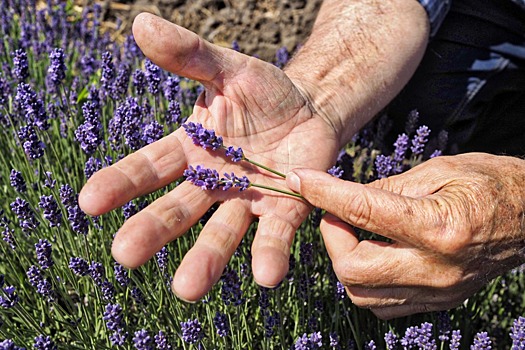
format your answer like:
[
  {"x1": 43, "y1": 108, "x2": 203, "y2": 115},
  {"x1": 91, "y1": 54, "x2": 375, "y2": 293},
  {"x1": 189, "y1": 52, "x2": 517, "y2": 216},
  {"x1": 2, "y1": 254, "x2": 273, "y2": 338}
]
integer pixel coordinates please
[{"x1": 284, "y1": 0, "x2": 429, "y2": 146}]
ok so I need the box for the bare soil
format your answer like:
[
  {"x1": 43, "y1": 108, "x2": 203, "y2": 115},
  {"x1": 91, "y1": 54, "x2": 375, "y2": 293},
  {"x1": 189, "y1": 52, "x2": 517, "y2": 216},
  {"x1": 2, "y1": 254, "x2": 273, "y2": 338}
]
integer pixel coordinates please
[{"x1": 99, "y1": 0, "x2": 323, "y2": 62}]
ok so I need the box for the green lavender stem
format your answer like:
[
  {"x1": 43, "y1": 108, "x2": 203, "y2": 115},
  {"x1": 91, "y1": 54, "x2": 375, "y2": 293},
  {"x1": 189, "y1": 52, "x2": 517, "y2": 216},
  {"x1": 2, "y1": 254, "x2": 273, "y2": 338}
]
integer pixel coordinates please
[
  {"x1": 250, "y1": 183, "x2": 303, "y2": 199},
  {"x1": 244, "y1": 158, "x2": 287, "y2": 178}
]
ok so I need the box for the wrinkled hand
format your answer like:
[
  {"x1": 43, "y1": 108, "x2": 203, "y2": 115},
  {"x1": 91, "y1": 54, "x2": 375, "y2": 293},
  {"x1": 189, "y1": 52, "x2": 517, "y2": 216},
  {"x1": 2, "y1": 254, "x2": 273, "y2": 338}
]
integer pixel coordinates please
[
  {"x1": 78, "y1": 13, "x2": 339, "y2": 301},
  {"x1": 286, "y1": 153, "x2": 525, "y2": 319}
]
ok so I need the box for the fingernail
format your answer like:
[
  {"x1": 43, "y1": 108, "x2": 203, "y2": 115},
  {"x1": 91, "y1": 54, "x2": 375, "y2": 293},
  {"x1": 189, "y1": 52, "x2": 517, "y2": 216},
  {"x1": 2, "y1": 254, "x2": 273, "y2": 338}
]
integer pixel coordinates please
[
  {"x1": 286, "y1": 171, "x2": 301, "y2": 192},
  {"x1": 171, "y1": 282, "x2": 197, "y2": 304}
]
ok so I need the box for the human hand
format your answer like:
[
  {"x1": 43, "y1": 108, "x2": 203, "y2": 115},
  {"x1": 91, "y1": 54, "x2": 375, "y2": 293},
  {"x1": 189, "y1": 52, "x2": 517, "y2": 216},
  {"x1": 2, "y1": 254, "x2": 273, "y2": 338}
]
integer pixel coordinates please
[
  {"x1": 78, "y1": 13, "x2": 339, "y2": 301},
  {"x1": 286, "y1": 153, "x2": 525, "y2": 319}
]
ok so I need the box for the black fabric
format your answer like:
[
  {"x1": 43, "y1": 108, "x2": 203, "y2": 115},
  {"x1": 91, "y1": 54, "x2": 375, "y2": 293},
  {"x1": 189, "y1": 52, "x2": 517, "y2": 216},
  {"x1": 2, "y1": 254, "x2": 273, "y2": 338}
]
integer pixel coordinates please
[{"x1": 386, "y1": 0, "x2": 525, "y2": 156}]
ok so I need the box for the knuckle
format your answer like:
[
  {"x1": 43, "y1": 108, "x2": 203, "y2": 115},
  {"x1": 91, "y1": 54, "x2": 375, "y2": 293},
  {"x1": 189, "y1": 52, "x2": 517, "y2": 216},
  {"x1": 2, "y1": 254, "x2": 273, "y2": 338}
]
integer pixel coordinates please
[{"x1": 341, "y1": 193, "x2": 373, "y2": 229}]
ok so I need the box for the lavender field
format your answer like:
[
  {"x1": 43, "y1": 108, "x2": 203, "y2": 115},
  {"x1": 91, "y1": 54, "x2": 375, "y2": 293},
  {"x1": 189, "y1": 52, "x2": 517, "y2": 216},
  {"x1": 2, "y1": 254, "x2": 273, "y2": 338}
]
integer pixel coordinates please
[{"x1": 0, "y1": 1, "x2": 524, "y2": 349}]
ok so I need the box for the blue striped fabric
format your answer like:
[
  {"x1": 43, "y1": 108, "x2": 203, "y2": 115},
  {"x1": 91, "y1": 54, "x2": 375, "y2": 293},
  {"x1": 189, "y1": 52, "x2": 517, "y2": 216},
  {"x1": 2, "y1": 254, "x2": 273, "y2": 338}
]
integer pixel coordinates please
[{"x1": 417, "y1": 0, "x2": 451, "y2": 37}]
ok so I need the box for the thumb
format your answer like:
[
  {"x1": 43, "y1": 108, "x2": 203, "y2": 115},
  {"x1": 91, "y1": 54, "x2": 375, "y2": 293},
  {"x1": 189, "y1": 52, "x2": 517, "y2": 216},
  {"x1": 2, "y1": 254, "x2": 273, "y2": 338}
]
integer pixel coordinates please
[
  {"x1": 286, "y1": 168, "x2": 431, "y2": 244},
  {"x1": 132, "y1": 12, "x2": 242, "y2": 85}
]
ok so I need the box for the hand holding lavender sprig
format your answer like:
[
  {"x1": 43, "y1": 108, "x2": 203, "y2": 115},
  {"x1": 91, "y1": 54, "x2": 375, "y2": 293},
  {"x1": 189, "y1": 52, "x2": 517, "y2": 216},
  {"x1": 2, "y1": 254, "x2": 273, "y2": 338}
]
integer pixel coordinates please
[{"x1": 80, "y1": 12, "x2": 341, "y2": 303}]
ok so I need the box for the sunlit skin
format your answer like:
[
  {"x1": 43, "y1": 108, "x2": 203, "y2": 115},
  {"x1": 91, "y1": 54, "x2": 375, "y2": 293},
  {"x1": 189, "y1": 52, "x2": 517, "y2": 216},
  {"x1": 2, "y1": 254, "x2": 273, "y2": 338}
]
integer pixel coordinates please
[{"x1": 77, "y1": 0, "x2": 525, "y2": 319}]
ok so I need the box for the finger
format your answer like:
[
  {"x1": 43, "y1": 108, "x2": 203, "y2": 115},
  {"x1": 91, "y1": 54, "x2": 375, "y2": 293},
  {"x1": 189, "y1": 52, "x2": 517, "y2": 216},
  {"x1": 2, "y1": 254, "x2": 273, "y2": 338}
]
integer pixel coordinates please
[
  {"x1": 319, "y1": 213, "x2": 359, "y2": 266},
  {"x1": 320, "y1": 225, "x2": 467, "y2": 289},
  {"x1": 111, "y1": 181, "x2": 217, "y2": 268},
  {"x1": 251, "y1": 215, "x2": 299, "y2": 288},
  {"x1": 79, "y1": 133, "x2": 186, "y2": 216},
  {"x1": 132, "y1": 12, "x2": 243, "y2": 86},
  {"x1": 287, "y1": 168, "x2": 437, "y2": 245},
  {"x1": 346, "y1": 285, "x2": 464, "y2": 310},
  {"x1": 371, "y1": 302, "x2": 461, "y2": 320},
  {"x1": 171, "y1": 200, "x2": 253, "y2": 301}
]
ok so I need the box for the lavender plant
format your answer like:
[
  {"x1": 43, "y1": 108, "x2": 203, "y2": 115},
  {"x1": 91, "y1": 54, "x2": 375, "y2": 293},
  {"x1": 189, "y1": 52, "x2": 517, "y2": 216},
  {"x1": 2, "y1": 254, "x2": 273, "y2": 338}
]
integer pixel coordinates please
[{"x1": 0, "y1": 2, "x2": 524, "y2": 350}]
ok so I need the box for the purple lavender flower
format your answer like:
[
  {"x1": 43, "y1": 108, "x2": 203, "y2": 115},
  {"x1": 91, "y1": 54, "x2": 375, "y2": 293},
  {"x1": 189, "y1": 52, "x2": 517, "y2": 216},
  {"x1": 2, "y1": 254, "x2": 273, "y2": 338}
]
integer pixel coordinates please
[
  {"x1": 103, "y1": 303, "x2": 125, "y2": 331},
  {"x1": 133, "y1": 329, "x2": 153, "y2": 350},
  {"x1": 132, "y1": 69, "x2": 146, "y2": 96},
  {"x1": 111, "y1": 63, "x2": 131, "y2": 99},
  {"x1": 392, "y1": 133, "x2": 409, "y2": 173},
  {"x1": 38, "y1": 195, "x2": 62, "y2": 227},
  {"x1": 59, "y1": 184, "x2": 75, "y2": 206},
  {"x1": 26, "y1": 265, "x2": 54, "y2": 301},
  {"x1": 122, "y1": 201, "x2": 138, "y2": 220},
  {"x1": 114, "y1": 263, "x2": 130, "y2": 287},
  {"x1": 121, "y1": 97, "x2": 144, "y2": 150},
  {"x1": 328, "y1": 165, "x2": 344, "y2": 178},
  {"x1": 220, "y1": 266, "x2": 244, "y2": 306},
  {"x1": 437, "y1": 311, "x2": 452, "y2": 342},
  {"x1": 33, "y1": 335, "x2": 56, "y2": 350},
  {"x1": 142, "y1": 121, "x2": 164, "y2": 145},
  {"x1": 89, "y1": 261, "x2": 105, "y2": 286},
  {"x1": 79, "y1": 54, "x2": 98, "y2": 77},
  {"x1": 182, "y1": 122, "x2": 224, "y2": 150},
  {"x1": 264, "y1": 311, "x2": 280, "y2": 338},
  {"x1": 0, "y1": 339, "x2": 24, "y2": 350},
  {"x1": 329, "y1": 332, "x2": 340, "y2": 349},
  {"x1": 375, "y1": 154, "x2": 394, "y2": 179},
  {"x1": 69, "y1": 257, "x2": 89, "y2": 276},
  {"x1": 258, "y1": 287, "x2": 270, "y2": 310},
  {"x1": 15, "y1": 83, "x2": 49, "y2": 130},
  {"x1": 110, "y1": 329, "x2": 128, "y2": 347},
  {"x1": 384, "y1": 330, "x2": 399, "y2": 350},
  {"x1": 0, "y1": 211, "x2": 15, "y2": 250},
  {"x1": 35, "y1": 239, "x2": 53, "y2": 269},
  {"x1": 66, "y1": 202, "x2": 89, "y2": 235},
  {"x1": 294, "y1": 332, "x2": 323, "y2": 350},
  {"x1": 131, "y1": 286, "x2": 145, "y2": 305},
  {"x1": 10, "y1": 169, "x2": 26, "y2": 193},
  {"x1": 145, "y1": 58, "x2": 162, "y2": 95},
  {"x1": 13, "y1": 49, "x2": 29, "y2": 82},
  {"x1": 75, "y1": 102, "x2": 103, "y2": 155},
  {"x1": 511, "y1": 316, "x2": 525, "y2": 349},
  {"x1": 156, "y1": 246, "x2": 168, "y2": 271},
  {"x1": 181, "y1": 318, "x2": 204, "y2": 344},
  {"x1": 225, "y1": 146, "x2": 244, "y2": 162},
  {"x1": 430, "y1": 150, "x2": 442, "y2": 158},
  {"x1": 232, "y1": 40, "x2": 240, "y2": 51},
  {"x1": 74, "y1": 118, "x2": 102, "y2": 154},
  {"x1": 275, "y1": 46, "x2": 290, "y2": 69},
  {"x1": 22, "y1": 126, "x2": 46, "y2": 159},
  {"x1": 10, "y1": 197, "x2": 39, "y2": 232},
  {"x1": 213, "y1": 312, "x2": 229, "y2": 337},
  {"x1": 84, "y1": 156, "x2": 102, "y2": 179},
  {"x1": 154, "y1": 330, "x2": 171, "y2": 350},
  {"x1": 365, "y1": 340, "x2": 376, "y2": 350},
  {"x1": 44, "y1": 171, "x2": 56, "y2": 189},
  {"x1": 0, "y1": 285, "x2": 19, "y2": 308},
  {"x1": 471, "y1": 332, "x2": 492, "y2": 349},
  {"x1": 335, "y1": 281, "x2": 346, "y2": 300},
  {"x1": 0, "y1": 76, "x2": 12, "y2": 106},
  {"x1": 300, "y1": 242, "x2": 314, "y2": 266},
  {"x1": 222, "y1": 172, "x2": 251, "y2": 191},
  {"x1": 450, "y1": 329, "x2": 462, "y2": 350},
  {"x1": 410, "y1": 125, "x2": 431, "y2": 156},
  {"x1": 46, "y1": 48, "x2": 66, "y2": 93},
  {"x1": 100, "y1": 51, "x2": 115, "y2": 98},
  {"x1": 166, "y1": 100, "x2": 183, "y2": 125},
  {"x1": 162, "y1": 75, "x2": 180, "y2": 101},
  {"x1": 184, "y1": 165, "x2": 221, "y2": 190}
]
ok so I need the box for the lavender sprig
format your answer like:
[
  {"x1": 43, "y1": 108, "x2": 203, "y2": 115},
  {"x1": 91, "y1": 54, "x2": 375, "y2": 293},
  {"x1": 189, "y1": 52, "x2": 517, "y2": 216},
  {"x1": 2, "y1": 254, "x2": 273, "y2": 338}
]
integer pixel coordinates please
[
  {"x1": 182, "y1": 122, "x2": 286, "y2": 178},
  {"x1": 184, "y1": 165, "x2": 302, "y2": 198}
]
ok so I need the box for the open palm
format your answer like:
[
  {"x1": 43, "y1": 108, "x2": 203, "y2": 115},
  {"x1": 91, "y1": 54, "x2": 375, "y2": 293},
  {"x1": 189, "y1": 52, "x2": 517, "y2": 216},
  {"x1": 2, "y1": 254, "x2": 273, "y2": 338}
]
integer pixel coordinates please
[{"x1": 79, "y1": 13, "x2": 339, "y2": 301}]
